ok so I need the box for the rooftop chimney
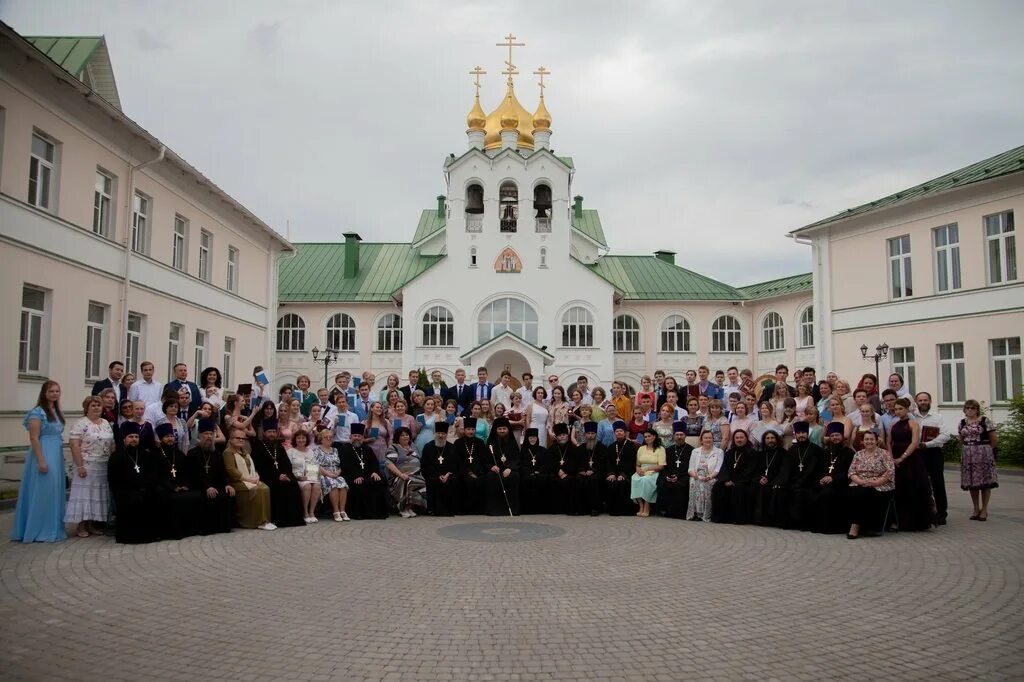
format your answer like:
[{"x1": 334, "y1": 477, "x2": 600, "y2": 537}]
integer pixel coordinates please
[
  {"x1": 436, "y1": 195, "x2": 446, "y2": 218},
  {"x1": 573, "y1": 195, "x2": 583, "y2": 219},
  {"x1": 343, "y1": 232, "x2": 362, "y2": 278},
  {"x1": 654, "y1": 250, "x2": 676, "y2": 265}
]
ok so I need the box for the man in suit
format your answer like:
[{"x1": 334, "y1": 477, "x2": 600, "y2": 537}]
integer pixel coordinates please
[
  {"x1": 400, "y1": 369, "x2": 421, "y2": 404},
  {"x1": 423, "y1": 369, "x2": 447, "y2": 399},
  {"x1": 472, "y1": 367, "x2": 494, "y2": 403},
  {"x1": 697, "y1": 365, "x2": 723, "y2": 401},
  {"x1": 166, "y1": 362, "x2": 201, "y2": 416},
  {"x1": 761, "y1": 364, "x2": 797, "y2": 400},
  {"x1": 353, "y1": 383, "x2": 373, "y2": 422},
  {"x1": 444, "y1": 368, "x2": 475, "y2": 415},
  {"x1": 91, "y1": 360, "x2": 125, "y2": 402},
  {"x1": 683, "y1": 369, "x2": 701, "y2": 400}
]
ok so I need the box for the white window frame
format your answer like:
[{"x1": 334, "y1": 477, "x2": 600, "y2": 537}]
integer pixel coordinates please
[
  {"x1": 422, "y1": 306, "x2": 454, "y2": 347},
  {"x1": 376, "y1": 313, "x2": 403, "y2": 352},
  {"x1": 613, "y1": 314, "x2": 640, "y2": 352},
  {"x1": 887, "y1": 234, "x2": 913, "y2": 300},
  {"x1": 761, "y1": 312, "x2": 785, "y2": 352},
  {"x1": 561, "y1": 306, "x2": 594, "y2": 348},
  {"x1": 798, "y1": 306, "x2": 814, "y2": 348},
  {"x1": 477, "y1": 297, "x2": 539, "y2": 345},
  {"x1": 990, "y1": 337, "x2": 1022, "y2": 403},
  {"x1": 276, "y1": 314, "x2": 306, "y2": 351},
  {"x1": 226, "y1": 246, "x2": 239, "y2": 292},
  {"x1": 223, "y1": 337, "x2": 234, "y2": 389},
  {"x1": 891, "y1": 346, "x2": 916, "y2": 395},
  {"x1": 28, "y1": 132, "x2": 55, "y2": 210},
  {"x1": 326, "y1": 313, "x2": 357, "y2": 351},
  {"x1": 711, "y1": 315, "x2": 742, "y2": 353},
  {"x1": 194, "y1": 329, "x2": 209, "y2": 371},
  {"x1": 19, "y1": 285, "x2": 48, "y2": 375},
  {"x1": 198, "y1": 229, "x2": 212, "y2": 282},
  {"x1": 172, "y1": 215, "x2": 188, "y2": 271},
  {"x1": 93, "y1": 169, "x2": 114, "y2": 238},
  {"x1": 660, "y1": 314, "x2": 691, "y2": 353},
  {"x1": 132, "y1": 192, "x2": 150, "y2": 254},
  {"x1": 937, "y1": 342, "x2": 965, "y2": 405},
  {"x1": 85, "y1": 302, "x2": 107, "y2": 380},
  {"x1": 932, "y1": 223, "x2": 961, "y2": 293},
  {"x1": 126, "y1": 312, "x2": 144, "y2": 375},
  {"x1": 167, "y1": 323, "x2": 183, "y2": 381},
  {"x1": 985, "y1": 211, "x2": 1017, "y2": 285}
]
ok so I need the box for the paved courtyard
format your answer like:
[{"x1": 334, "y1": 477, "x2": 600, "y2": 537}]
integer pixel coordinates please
[{"x1": 1, "y1": 469, "x2": 1022, "y2": 681}]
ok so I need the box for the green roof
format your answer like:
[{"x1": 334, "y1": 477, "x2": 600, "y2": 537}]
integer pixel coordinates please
[
  {"x1": 412, "y1": 209, "x2": 446, "y2": 243},
  {"x1": 279, "y1": 242, "x2": 443, "y2": 302},
  {"x1": 571, "y1": 209, "x2": 607, "y2": 247},
  {"x1": 556, "y1": 155, "x2": 574, "y2": 169},
  {"x1": 739, "y1": 272, "x2": 813, "y2": 299},
  {"x1": 459, "y1": 331, "x2": 555, "y2": 362},
  {"x1": 793, "y1": 144, "x2": 1024, "y2": 233},
  {"x1": 586, "y1": 255, "x2": 745, "y2": 301},
  {"x1": 24, "y1": 36, "x2": 101, "y2": 76}
]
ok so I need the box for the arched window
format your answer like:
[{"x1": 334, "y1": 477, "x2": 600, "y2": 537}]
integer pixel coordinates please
[
  {"x1": 499, "y1": 181, "x2": 518, "y2": 232},
  {"x1": 660, "y1": 315, "x2": 691, "y2": 353},
  {"x1": 478, "y1": 297, "x2": 538, "y2": 344},
  {"x1": 376, "y1": 313, "x2": 403, "y2": 352},
  {"x1": 470, "y1": 246, "x2": 477, "y2": 267},
  {"x1": 539, "y1": 246, "x2": 547, "y2": 268},
  {"x1": 613, "y1": 314, "x2": 640, "y2": 352},
  {"x1": 276, "y1": 314, "x2": 305, "y2": 351},
  {"x1": 561, "y1": 306, "x2": 594, "y2": 348},
  {"x1": 325, "y1": 313, "x2": 356, "y2": 351},
  {"x1": 799, "y1": 306, "x2": 814, "y2": 348},
  {"x1": 711, "y1": 315, "x2": 742, "y2": 353},
  {"x1": 534, "y1": 183, "x2": 552, "y2": 232},
  {"x1": 761, "y1": 312, "x2": 784, "y2": 351},
  {"x1": 422, "y1": 306, "x2": 454, "y2": 347},
  {"x1": 465, "y1": 183, "x2": 483, "y2": 233}
]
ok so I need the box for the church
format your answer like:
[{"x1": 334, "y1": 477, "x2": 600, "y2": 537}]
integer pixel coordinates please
[{"x1": 275, "y1": 39, "x2": 816, "y2": 390}]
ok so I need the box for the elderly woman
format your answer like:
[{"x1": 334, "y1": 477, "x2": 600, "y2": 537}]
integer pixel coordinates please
[
  {"x1": 959, "y1": 399, "x2": 998, "y2": 521},
  {"x1": 630, "y1": 429, "x2": 665, "y2": 518},
  {"x1": 687, "y1": 430, "x2": 723, "y2": 522},
  {"x1": 313, "y1": 428, "x2": 349, "y2": 521},
  {"x1": 386, "y1": 427, "x2": 427, "y2": 518},
  {"x1": 287, "y1": 430, "x2": 321, "y2": 523},
  {"x1": 845, "y1": 430, "x2": 895, "y2": 539},
  {"x1": 65, "y1": 396, "x2": 114, "y2": 538},
  {"x1": 888, "y1": 372, "x2": 911, "y2": 398}
]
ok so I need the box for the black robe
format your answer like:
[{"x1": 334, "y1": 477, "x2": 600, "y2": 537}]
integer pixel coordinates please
[
  {"x1": 549, "y1": 440, "x2": 577, "y2": 515},
  {"x1": 186, "y1": 444, "x2": 234, "y2": 535},
  {"x1": 250, "y1": 439, "x2": 306, "y2": 527},
  {"x1": 658, "y1": 442, "x2": 694, "y2": 519},
  {"x1": 772, "y1": 440, "x2": 823, "y2": 529},
  {"x1": 710, "y1": 445, "x2": 757, "y2": 524},
  {"x1": 455, "y1": 436, "x2": 489, "y2": 515},
  {"x1": 152, "y1": 443, "x2": 206, "y2": 540},
  {"x1": 339, "y1": 443, "x2": 388, "y2": 519},
  {"x1": 107, "y1": 444, "x2": 160, "y2": 544},
  {"x1": 567, "y1": 440, "x2": 607, "y2": 515},
  {"x1": 810, "y1": 443, "x2": 855, "y2": 534},
  {"x1": 485, "y1": 436, "x2": 520, "y2": 516},
  {"x1": 421, "y1": 440, "x2": 459, "y2": 516},
  {"x1": 604, "y1": 439, "x2": 638, "y2": 516},
  {"x1": 753, "y1": 446, "x2": 786, "y2": 525},
  {"x1": 519, "y1": 444, "x2": 556, "y2": 514}
]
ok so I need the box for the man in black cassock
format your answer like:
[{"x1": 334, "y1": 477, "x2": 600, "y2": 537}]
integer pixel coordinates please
[
  {"x1": 658, "y1": 422, "x2": 692, "y2": 519},
  {"x1": 753, "y1": 431, "x2": 786, "y2": 526},
  {"x1": 774, "y1": 421, "x2": 823, "y2": 529},
  {"x1": 568, "y1": 422, "x2": 606, "y2": 516},
  {"x1": 811, "y1": 421, "x2": 855, "y2": 534},
  {"x1": 152, "y1": 422, "x2": 206, "y2": 539},
  {"x1": 107, "y1": 422, "x2": 160, "y2": 544},
  {"x1": 456, "y1": 417, "x2": 487, "y2": 514},
  {"x1": 519, "y1": 428, "x2": 555, "y2": 514},
  {"x1": 711, "y1": 428, "x2": 757, "y2": 524},
  {"x1": 485, "y1": 417, "x2": 520, "y2": 516},
  {"x1": 249, "y1": 420, "x2": 306, "y2": 527},
  {"x1": 422, "y1": 421, "x2": 459, "y2": 516},
  {"x1": 187, "y1": 418, "x2": 235, "y2": 535},
  {"x1": 604, "y1": 421, "x2": 638, "y2": 516},
  {"x1": 550, "y1": 423, "x2": 576, "y2": 515},
  {"x1": 339, "y1": 423, "x2": 389, "y2": 519}
]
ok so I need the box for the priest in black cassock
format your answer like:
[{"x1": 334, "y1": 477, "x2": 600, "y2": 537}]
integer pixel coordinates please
[
  {"x1": 107, "y1": 422, "x2": 160, "y2": 544},
  {"x1": 421, "y1": 421, "x2": 459, "y2": 516},
  {"x1": 753, "y1": 431, "x2": 786, "y2": 526},
  {"x1": 657, "y1": 422, "x2": 692, "y2": 519},
  {"x1": 249, "y1": 420, "x2": 306, "y2": 527},
  {"x1": 604, "y1": 421, "x2": 638, "y2": 516},
  {"x1": 339, "y1": 423, "x2": 389, "y2": 519},
  {"x1": 519, "y1": 428, "x2": 555, "y2": 514},
  {"x1": 711, "y1": 429, "x2": 757, "y2": 524},
  {"x1": 773, "y1": 421, "x2": 823, "y2": 529},
  {"x1": 152, "y1": 422, "x2": 206, "y2": 540},
  {"x1": 485, "y1": 417, "x2": 520, "y2": 516},
  {"x1": 455, "y1": 417, "x2": 487, "y2": 515},
  {"x1": 186, "y1": 418, "x2": 234, "y2": 535},
  {"x1": 568, "y1": 422, "x2": 606, "y2": 516},
  {"x1": 550, "y1": 423, "x2": 576, "y2": 515},
  {"x1": 811, "y1": 422, "x2": 855, "y2": 534}
]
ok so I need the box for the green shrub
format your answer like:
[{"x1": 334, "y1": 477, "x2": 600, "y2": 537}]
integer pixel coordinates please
[{"x1": 998, "y1": 389, "x2": 1024, "y2": 466}]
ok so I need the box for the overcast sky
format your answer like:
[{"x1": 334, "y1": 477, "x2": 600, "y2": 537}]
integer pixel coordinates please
[{"x1": 3, "y1": 1, "x2": 1022, "y2": 285}]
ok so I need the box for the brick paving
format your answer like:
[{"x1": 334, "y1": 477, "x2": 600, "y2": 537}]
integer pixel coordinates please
[{"x1": 1, "y1": 471, "x2": 1022, "y2": 681}]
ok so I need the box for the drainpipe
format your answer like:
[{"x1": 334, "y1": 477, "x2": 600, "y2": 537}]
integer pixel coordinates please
[{"x1": 117, "y1": 144, "x2": 166, "y2": 359}]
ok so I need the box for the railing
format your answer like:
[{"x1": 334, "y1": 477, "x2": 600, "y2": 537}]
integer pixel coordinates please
[
  {"x1": 466, "y1": 214, "x2": 483, "y2": 232},
  {"x1": 535, "y1": 217, "x2": 551, "y2": 233},
  {"x1": 500, "y1": 218, "x2": 517, "y2": 232}
]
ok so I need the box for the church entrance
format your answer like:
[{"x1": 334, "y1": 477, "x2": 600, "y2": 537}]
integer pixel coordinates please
[{"x1": 485, "y1": 349, "x2": 530, "y2": 391}]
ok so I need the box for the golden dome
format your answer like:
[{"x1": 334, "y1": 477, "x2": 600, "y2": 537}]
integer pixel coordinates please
[
  {"x1": 532, "y1": 94, "x2": 551, "y2": 131},
  {"x1": 483, "y1": 81, "x2": 534, "y2": 150},
  {"x1": 466, "y1": 95, "x2": 486, "y2": 131}
]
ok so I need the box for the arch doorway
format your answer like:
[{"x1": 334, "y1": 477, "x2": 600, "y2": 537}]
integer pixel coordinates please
[{"x1": 486, "y1": 349, "x2": 530, "y2": 391}]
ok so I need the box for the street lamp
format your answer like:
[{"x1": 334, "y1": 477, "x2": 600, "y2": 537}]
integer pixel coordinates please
[
  {"x1": 860, "y1": 342, "x2": 889, "y2": 383},
  {"x1": 311, "y1": 346, "x2": 339, "y2": 389}
]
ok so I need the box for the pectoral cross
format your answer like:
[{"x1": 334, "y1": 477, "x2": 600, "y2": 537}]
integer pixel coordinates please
[
  {"x1": 798, "y1": 463, "x2": 804, "y2": 472},
  {"x1": 676, "y1": 457, "x2": 681, "y2": 468},
  {"x1": 828, "y1": 463, "x2": 835, "y2": 474},
  {"x1": 204, "y1": 464, "x2": 210, "y2": 474},
  {"x1": 468, "y1": 455, "x2": 474, "y2": 464},
  {"x1": 170, "y1": 466, "x2": 177, "y2": 478},
  {"x1": 437, "y1": 454, "x2": 444, "y2": 465},
  {"x1": 588, "y1": 457, "x2": 594, "y2": 469},
  {"x1": 500, "y1": 455, "x2": 507, "y2": 464},
  {"x1": 133, "y1": 464, "x2": 140, "y2": 474},
  {"x1": 496, "y1": 33, "x2": 525, "y2": 84},
  {"x1": 531, "y1": 455, "x2": 536, "y2": 466}
]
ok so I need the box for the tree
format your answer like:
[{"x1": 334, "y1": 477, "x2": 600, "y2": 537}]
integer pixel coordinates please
[{"x1": 999, "y1": 389, "x2": 1024, "y2": 466}]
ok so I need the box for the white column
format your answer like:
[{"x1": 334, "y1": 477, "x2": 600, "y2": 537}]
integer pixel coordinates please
[
  {"x1": 533, "y1": 130, "x2": 551, "y2": 150},
  {"x1": 467, "y1": 130, "x2": 485, "y2": 151},
  {"x1": 500, "y1": 129, "x2": 518, "y2": 150}
]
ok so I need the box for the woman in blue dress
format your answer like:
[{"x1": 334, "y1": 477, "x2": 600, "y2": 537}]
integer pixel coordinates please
[
  {"x1": 11, "y1": 380, "x2": 67, "y2": 543},
  {"x1": 413, "y1": 396, "x2": 441, "y2": 453}
]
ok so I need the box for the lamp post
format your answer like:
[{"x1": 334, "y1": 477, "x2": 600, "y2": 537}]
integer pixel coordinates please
[
  {"x1": 311, "y1": 347, "x2": 339, "y2": 389},
  {"x1": 860, "y1": 342, "x2": 889, "y2": 383}
]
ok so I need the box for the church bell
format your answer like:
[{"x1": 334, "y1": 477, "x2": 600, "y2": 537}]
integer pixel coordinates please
[
  {"x1": 533, "y1": 184, "x2": 552, "y2": 215},
  {"x1": 465, "y1": 185, "x2": 484, "y2": 214}
]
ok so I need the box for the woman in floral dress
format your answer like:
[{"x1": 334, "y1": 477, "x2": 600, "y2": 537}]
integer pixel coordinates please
[
  {"x1": 687, "y1": 430, "x2": 723, "y2": 522},
  {"x1": 313, "y1": 429, "x2": 349, "y2": 521},
  {"x1": 959, "y1": 399, "x2": 998, "y2": 521}
]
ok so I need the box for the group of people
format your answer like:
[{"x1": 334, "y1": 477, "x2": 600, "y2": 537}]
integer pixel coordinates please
[{"x1": 9, "y1": 359, "x2": 999, "y2": 544}]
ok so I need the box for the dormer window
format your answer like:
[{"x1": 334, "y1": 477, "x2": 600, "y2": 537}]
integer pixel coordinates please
[
  {"x1": 534, "y1": 183, "x2": 552, "y2": 233},
  {"x1": 499, "y1": 181, "x2": 518, "y2": 232}
]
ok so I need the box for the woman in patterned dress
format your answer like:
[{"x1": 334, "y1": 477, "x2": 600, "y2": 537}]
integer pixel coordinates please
[
  {"x1": 65, "y1": 396, "x2": 114, "y2": 537},
  {"x1": 845, "y1": 430, "x2": 895, "y2": 539},
  {"x1": 682, "y1": 396, "x2": 705, "y2": 449},
  {"x1": 687, "y1": 430, "x2": 723, "y2": 522},
  {"x1": 959, "y1": 399, "x2": 998, "y2": 521},
  {"x1": 385, "y1": 427, "x2": 427, "y2": 518},
  {"x1": 287, "y1": 430, "x2": 321, "y2": 523},
  {"x1": 702, "y1": 399, "x2": 730, "y2": 452},
  {"x1": 313, "y1": 428, "x2": 349, "y2": 521}
]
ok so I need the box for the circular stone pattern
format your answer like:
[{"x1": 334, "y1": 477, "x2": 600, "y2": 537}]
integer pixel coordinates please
[{"x1": 437, "y1": 520, "x2": 566, "y2": 543}]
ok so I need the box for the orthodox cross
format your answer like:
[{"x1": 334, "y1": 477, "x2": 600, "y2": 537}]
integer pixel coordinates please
[
  {"x1": 533, "y1": 66, "x2": 550, "y2": 93},
  {"x1": 497, "y1": 33, "x2": 525, "y2": 84},
  {"x1": 469, "y1": 66, "x2": 487, "y2": 97}
]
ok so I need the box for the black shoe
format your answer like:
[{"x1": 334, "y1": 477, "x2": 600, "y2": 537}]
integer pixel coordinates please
[
  {"x1": 846, "y1": 533, "x2": 859, "y2": 540},
  {"x1": 937, "y1": 518, "x2": 947, "y2": 526},
  {"x1": 969, "y1": 515, "x2": 980, "y2": 521}
]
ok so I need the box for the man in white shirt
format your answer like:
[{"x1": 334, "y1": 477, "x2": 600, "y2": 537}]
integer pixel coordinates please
[
  {"x1": 543, "y1": 374, "x2": 560, "y2": 405},
  {"x1": 721, "y1": 366, "x2": 743, "y2": 403},
  {"x1": 331, "y1": 395, "x2": 359, "y2": 448},
  {"x1": 143, "y1": 386, "x2": 180, "y2": 425},
  {"x1": 914, "y1": 391, "x2": 951, "y2": 524},
  {"x1": 516, "y1": 372, "x2": 535, "y2": 404},
  {"x1": 128, "y1": 361, "x2": 163, "y2": 406},
  {"x1": 491, "y1": 370, "x2": 515, "y2": 409},
  {"x1": 312, "y1": 388, "x2": 338, "y2": 423},
  {"x1": 847, "y1": 389, "x2": 881, "y2": 426},
  {"x1": 574, "y1": 376, "x2": 593, "y2": 405}
]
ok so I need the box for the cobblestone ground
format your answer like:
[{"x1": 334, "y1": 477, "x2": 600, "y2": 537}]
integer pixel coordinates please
[{"x1": 1, "y1": 470, "x2": 1022, "y2": 681}]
